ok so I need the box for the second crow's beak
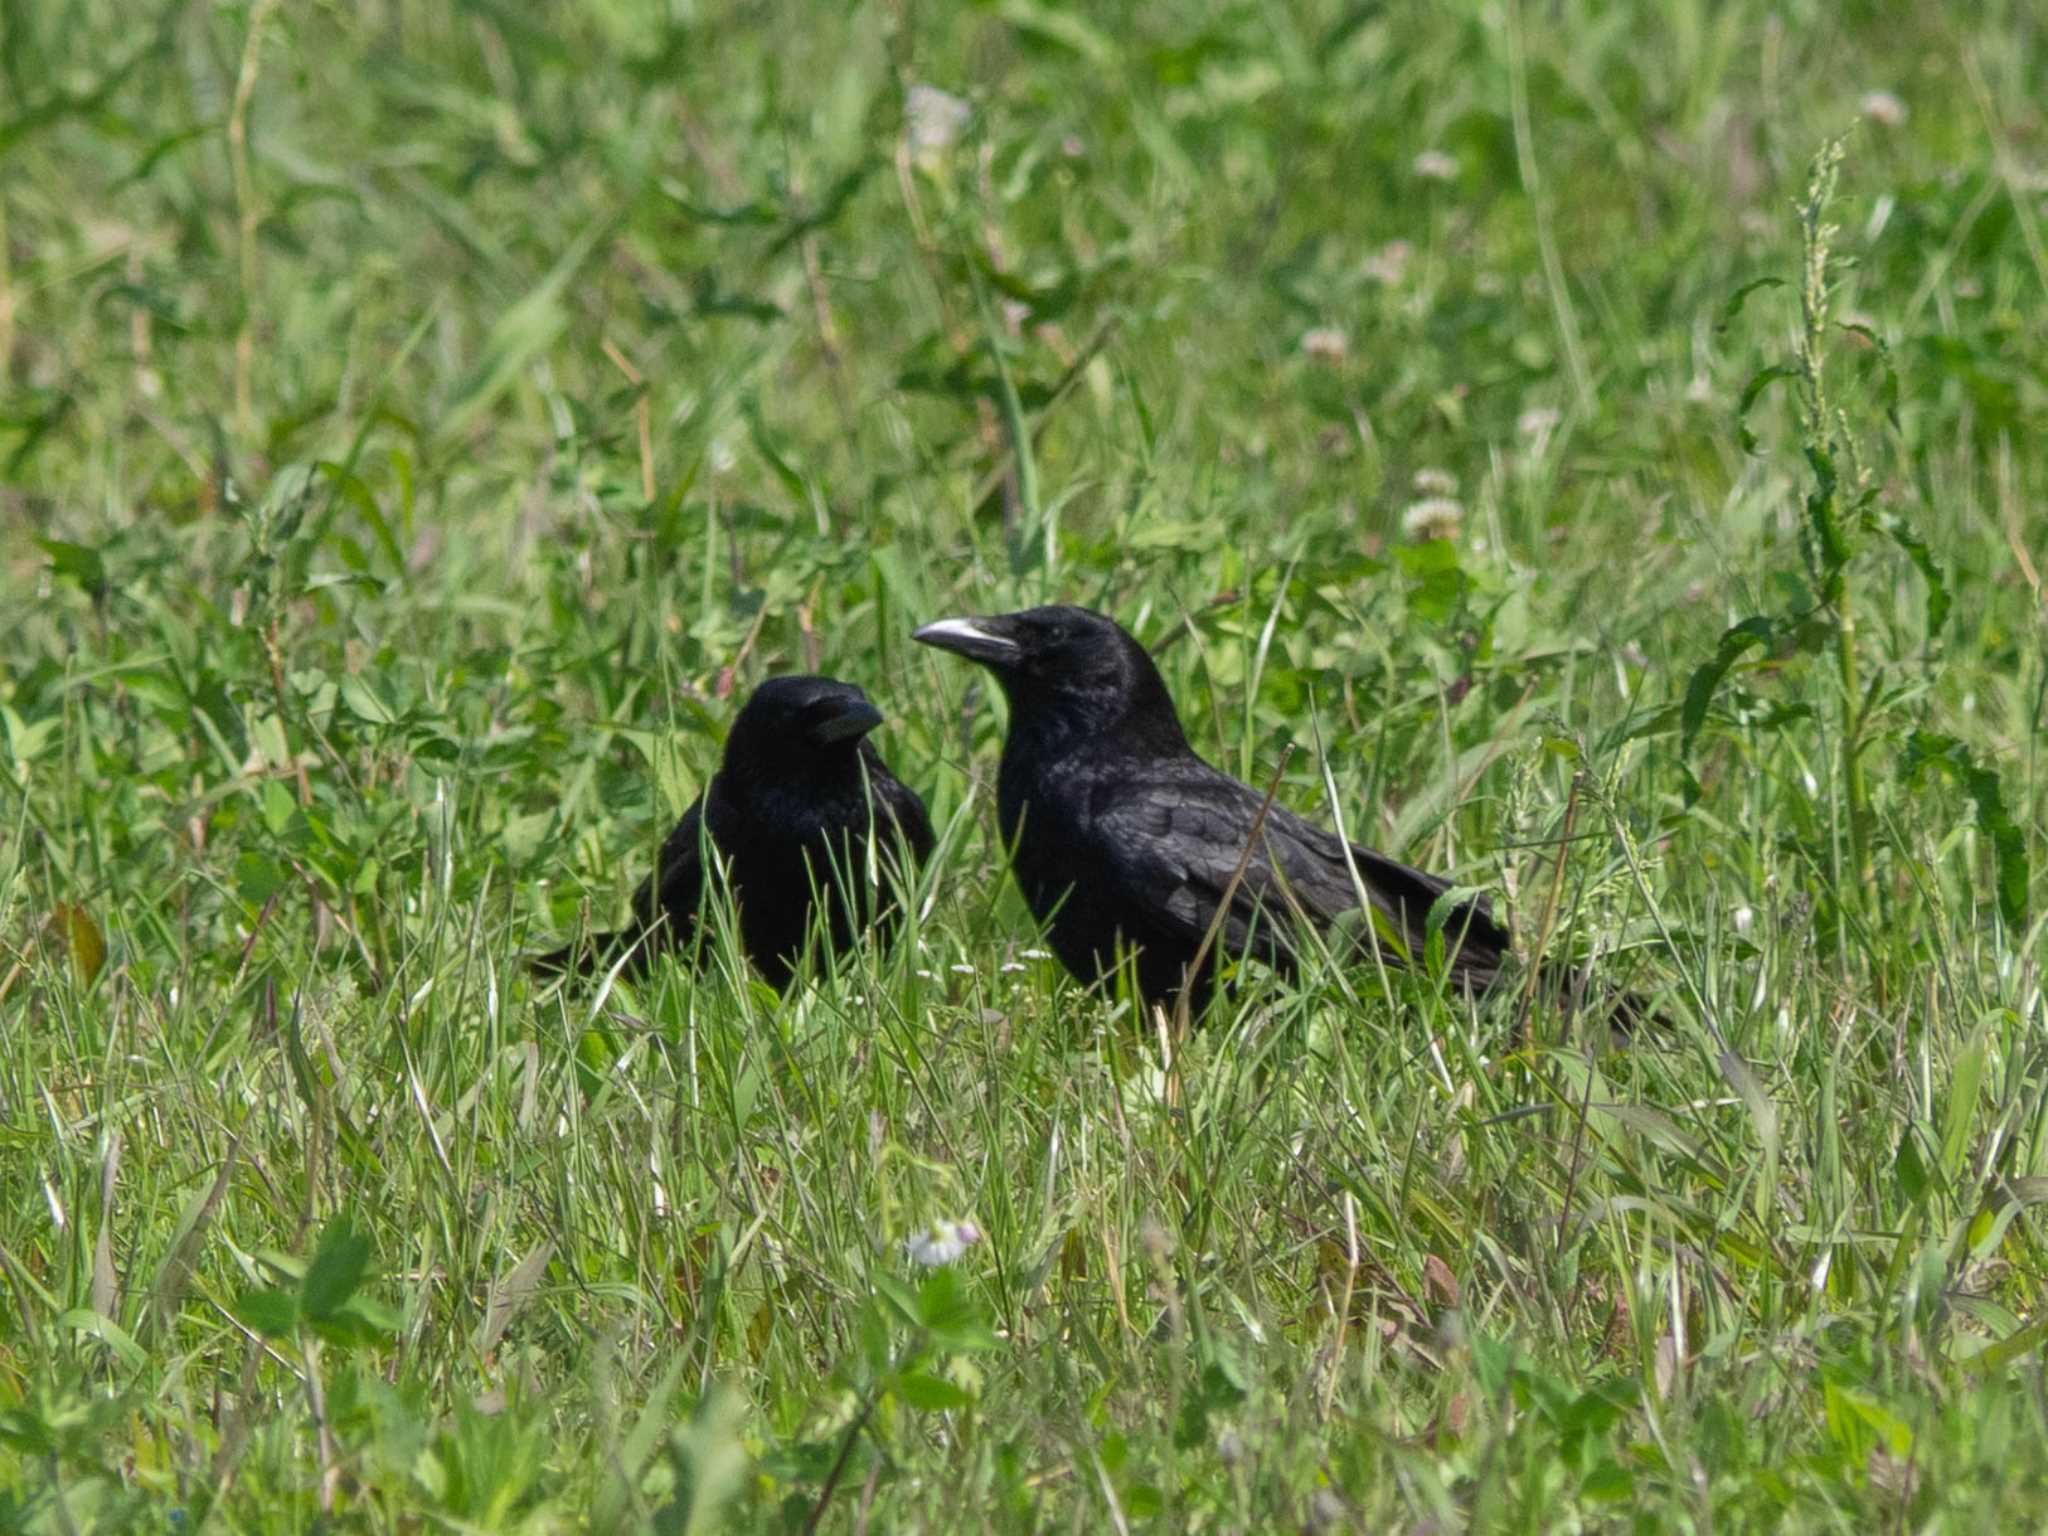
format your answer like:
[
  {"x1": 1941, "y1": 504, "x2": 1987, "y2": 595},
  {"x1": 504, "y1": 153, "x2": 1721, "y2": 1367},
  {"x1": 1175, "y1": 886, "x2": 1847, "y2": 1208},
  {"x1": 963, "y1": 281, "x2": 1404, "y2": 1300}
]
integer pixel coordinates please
[
  {"x1": 912, "y1": 616, "x2": 1021, "y2": 667},
  {"x1": 808, "y1": 697, "x2": 886, "y2": 745}
]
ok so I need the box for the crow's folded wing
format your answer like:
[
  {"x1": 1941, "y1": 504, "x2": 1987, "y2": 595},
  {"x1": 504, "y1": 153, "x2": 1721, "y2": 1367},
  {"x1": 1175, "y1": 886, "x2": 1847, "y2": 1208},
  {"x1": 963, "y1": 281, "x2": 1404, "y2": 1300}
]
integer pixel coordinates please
[
  {"x1": 1087, "y1": 766, "x2": 1512, "y2": 982},
  {"x1": 630, "y1": 795, "x2": 709, "y2": 936}
]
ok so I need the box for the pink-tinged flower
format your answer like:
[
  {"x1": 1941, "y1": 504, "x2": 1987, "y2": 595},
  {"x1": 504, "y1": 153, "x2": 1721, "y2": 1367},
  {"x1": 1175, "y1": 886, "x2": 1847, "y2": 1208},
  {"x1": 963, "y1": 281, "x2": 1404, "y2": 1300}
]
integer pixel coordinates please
[{"x1": 906, "y1": 1219, "x2": 983, "y2": 1267}]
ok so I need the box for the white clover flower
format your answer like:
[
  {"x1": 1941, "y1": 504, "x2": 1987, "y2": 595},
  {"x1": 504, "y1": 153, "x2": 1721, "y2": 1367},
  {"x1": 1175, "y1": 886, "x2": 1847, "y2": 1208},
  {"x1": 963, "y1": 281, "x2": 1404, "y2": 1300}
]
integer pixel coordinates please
[
  {"x1": 1401, "y1": 497, "x2": 1463, "y2": 542},
  {"x1": 1860, "y1": 91, "x2": 1906, "y2": 127},
  {"x1": 1362, "y1": 240, "x2": 1411, "y2": 286},
  {"x1": 1412, "y1": 149, "x2": 1458, "y2": 182},
  {"x1": 1299, "y1": 326, "x2": 1349, "y2": 362},
  {"x1": 1411, "y1": 466, "x2": 1458, "y2": 497},
  {"x1": 905, "y1": 84, "x2": 972, "y2": 158},
  {"x1": 906, "y1": 1219, "x2": 983, "y2": 1267}
]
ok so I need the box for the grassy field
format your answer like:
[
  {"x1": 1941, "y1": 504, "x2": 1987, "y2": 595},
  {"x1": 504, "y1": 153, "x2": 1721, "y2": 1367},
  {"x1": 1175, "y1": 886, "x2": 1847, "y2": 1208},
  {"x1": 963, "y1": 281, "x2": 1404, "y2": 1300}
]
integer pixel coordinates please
[{"x1": 5, "y1": 0, "x2": 2047, "y2": 1528}]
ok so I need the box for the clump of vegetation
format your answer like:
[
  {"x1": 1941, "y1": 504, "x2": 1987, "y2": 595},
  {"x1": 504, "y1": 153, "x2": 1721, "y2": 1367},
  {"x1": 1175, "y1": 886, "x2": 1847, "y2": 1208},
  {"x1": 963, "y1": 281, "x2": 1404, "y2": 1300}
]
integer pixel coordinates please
[{"x1": 2, "y1": 2, "x2": 2043, "y2": 1529}]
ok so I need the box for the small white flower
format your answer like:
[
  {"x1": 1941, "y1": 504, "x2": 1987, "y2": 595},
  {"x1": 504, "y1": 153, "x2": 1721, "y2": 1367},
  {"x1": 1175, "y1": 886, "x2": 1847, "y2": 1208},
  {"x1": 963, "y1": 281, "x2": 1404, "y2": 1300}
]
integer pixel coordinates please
[
  {"x1": 1733, "y1": 906, "x2": 1754, "y2": 936},
  {"x1": 999, "y1": 962, "x2": 1027, "y2": 974},
  {"x1": 1362, "y1": 240, "x2": 1411, "y2": 286},
  {"x1": 1860, "y1": 91, "x2": 1907, "y2": 128},
  {"x1": 1411, "y1": 466, "x2": 1458, "y2": 497},
  {"x1": 1517, "y1": 406, "x2": 1561, "y2": 447},
  {"x1": 1021, "y1": 949, "x2": 1053, "y2": 961},
  {"x1": 906, "y1": 1219, "x2": 983, "y2": 1267},
  {"x1": 1412, "y1": 149, "x2": 1458, "y2": 182},
  {"x1": 905, "y1": 84, "x2": 971, "y2": 158},
  {"x1": 950, "y1": 963, "x2": 976, "y2": 976},
  {"x1": 1299, "y1": 326, "x2": 1349, "y2": 362},
  {"x1": 1401, "y1": 496, "x2": 1463, "y2": 542}
]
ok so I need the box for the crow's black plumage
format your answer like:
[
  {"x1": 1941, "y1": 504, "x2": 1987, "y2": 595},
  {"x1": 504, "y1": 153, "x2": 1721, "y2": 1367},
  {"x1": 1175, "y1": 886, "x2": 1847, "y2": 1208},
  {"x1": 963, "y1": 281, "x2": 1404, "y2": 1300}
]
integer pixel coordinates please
[
  {"x1": 534, "y1": 675, "x2": 934, "y2": 989},
  {"x1": 915, "y1": 604, "x2": 1622, "y2": 1018}
]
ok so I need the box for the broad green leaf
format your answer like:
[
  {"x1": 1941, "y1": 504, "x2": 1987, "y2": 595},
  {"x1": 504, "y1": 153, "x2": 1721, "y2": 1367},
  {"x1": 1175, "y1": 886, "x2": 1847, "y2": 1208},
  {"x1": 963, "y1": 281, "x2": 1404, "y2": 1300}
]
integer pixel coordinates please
[{"x1": 300, "y1": 1219, "x2": 370, "y2": 1323}]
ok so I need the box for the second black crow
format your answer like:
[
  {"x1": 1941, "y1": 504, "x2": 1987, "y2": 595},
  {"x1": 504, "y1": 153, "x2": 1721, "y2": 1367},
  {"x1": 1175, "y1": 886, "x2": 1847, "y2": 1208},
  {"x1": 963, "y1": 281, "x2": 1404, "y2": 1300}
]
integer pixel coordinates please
[
  {"x1": 915, "y1": 604, "x2": 1621, "y2": 1018},
  {"x1": 534, "y1": 675, "x2": 934, "y2": 989}
]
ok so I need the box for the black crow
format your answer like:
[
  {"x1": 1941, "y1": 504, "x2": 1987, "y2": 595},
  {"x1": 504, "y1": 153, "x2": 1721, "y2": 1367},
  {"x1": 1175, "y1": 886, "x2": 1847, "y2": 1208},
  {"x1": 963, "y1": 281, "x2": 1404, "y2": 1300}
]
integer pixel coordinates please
[
  {"x1": 915, "y1": 604, "x2": 1619, "y2": 1018},
  {"x1": 534, "y1": 675, "x2": 934, "y2": 989}
]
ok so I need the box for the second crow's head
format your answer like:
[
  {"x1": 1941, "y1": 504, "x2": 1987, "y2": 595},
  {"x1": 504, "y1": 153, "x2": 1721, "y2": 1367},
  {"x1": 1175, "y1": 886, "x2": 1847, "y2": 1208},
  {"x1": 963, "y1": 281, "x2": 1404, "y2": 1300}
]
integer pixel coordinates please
[{"x1": 725, "y1": 675, "x2": 887, "y2": 769}]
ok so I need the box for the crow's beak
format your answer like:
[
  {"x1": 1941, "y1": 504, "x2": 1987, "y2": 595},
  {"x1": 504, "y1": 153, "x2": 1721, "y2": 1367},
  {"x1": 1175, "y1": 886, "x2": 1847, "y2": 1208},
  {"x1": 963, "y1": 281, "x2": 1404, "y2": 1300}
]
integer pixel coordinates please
[
  {"x1": 913, "y1": 616, "x2": 1021, "y2": 667},
  {"x1": 808, "y1": 697, "x2": 886, "y2": 745}
]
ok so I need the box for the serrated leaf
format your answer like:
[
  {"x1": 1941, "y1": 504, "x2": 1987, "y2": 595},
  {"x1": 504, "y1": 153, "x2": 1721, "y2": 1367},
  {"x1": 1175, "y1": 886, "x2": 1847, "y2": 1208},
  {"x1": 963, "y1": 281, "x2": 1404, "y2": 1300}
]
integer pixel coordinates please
[
  {"x1": 235, "y1": 1286, "x2": 300, "y2": 1337},
  {"x1": 37, "y1": 538, "x2": 106, "y2": 594},
  {"x1": 1802, "y1": 443, "x2": 1851, "y2": 591},
  {"x1": 897, "y1": 1370, "x2": 972, "y2": 1411},
  {"x1": 235, "y1": 850, "x2": 287, "y2": 907},
  {"x1": 1875, "y1": 511, "x2": 1950, "y2": 637},
  {"x1": 1899, "y1": 733, "x2": 2030, "y2": 929},
  {"x1": 300, "y1": 1219, "x2": 370, "y2": 1322},
  {"x1": 918, "y1": 1271, "x2": 999, "y2": 1353}
]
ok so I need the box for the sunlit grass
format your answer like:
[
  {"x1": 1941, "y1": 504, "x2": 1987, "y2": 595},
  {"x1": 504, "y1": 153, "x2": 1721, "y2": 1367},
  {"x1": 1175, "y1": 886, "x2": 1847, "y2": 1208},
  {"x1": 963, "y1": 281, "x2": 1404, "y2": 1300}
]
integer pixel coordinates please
[{"x1": 3, "y1": 0, "x2": 2045, "y2": 1528}]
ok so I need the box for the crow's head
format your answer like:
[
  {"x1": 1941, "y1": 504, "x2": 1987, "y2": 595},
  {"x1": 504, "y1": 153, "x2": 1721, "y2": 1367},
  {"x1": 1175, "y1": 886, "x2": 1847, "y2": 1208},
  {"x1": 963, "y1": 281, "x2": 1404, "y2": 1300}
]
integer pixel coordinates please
[
  {"x1": 725, "y1": 676, "x2": 886, "y2": 768},
  {"x1": 913, "y1": 605, "x2": 1187, "y2": 748}
]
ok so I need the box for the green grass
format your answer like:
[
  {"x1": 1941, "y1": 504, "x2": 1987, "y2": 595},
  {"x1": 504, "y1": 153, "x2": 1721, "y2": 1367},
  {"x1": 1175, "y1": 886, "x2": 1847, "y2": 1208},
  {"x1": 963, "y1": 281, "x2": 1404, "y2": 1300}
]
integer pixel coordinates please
[{"x1": 5, "y1": 0, "x2": 2047, "y2": 1528}]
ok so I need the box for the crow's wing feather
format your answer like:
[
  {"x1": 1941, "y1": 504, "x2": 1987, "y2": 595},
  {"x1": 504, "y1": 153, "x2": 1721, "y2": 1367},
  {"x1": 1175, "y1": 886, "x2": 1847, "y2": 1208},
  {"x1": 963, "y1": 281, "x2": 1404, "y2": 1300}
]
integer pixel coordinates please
[
  {"x1": 629, "y1": 795, "x2": 708, "y2": 936},
  {"x1": 1083, "y1": 768, "x2": 1349, "y2": 966},
  {"x1": 1086, "y1": 763, "x2": 1512, "y2": 982}
]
